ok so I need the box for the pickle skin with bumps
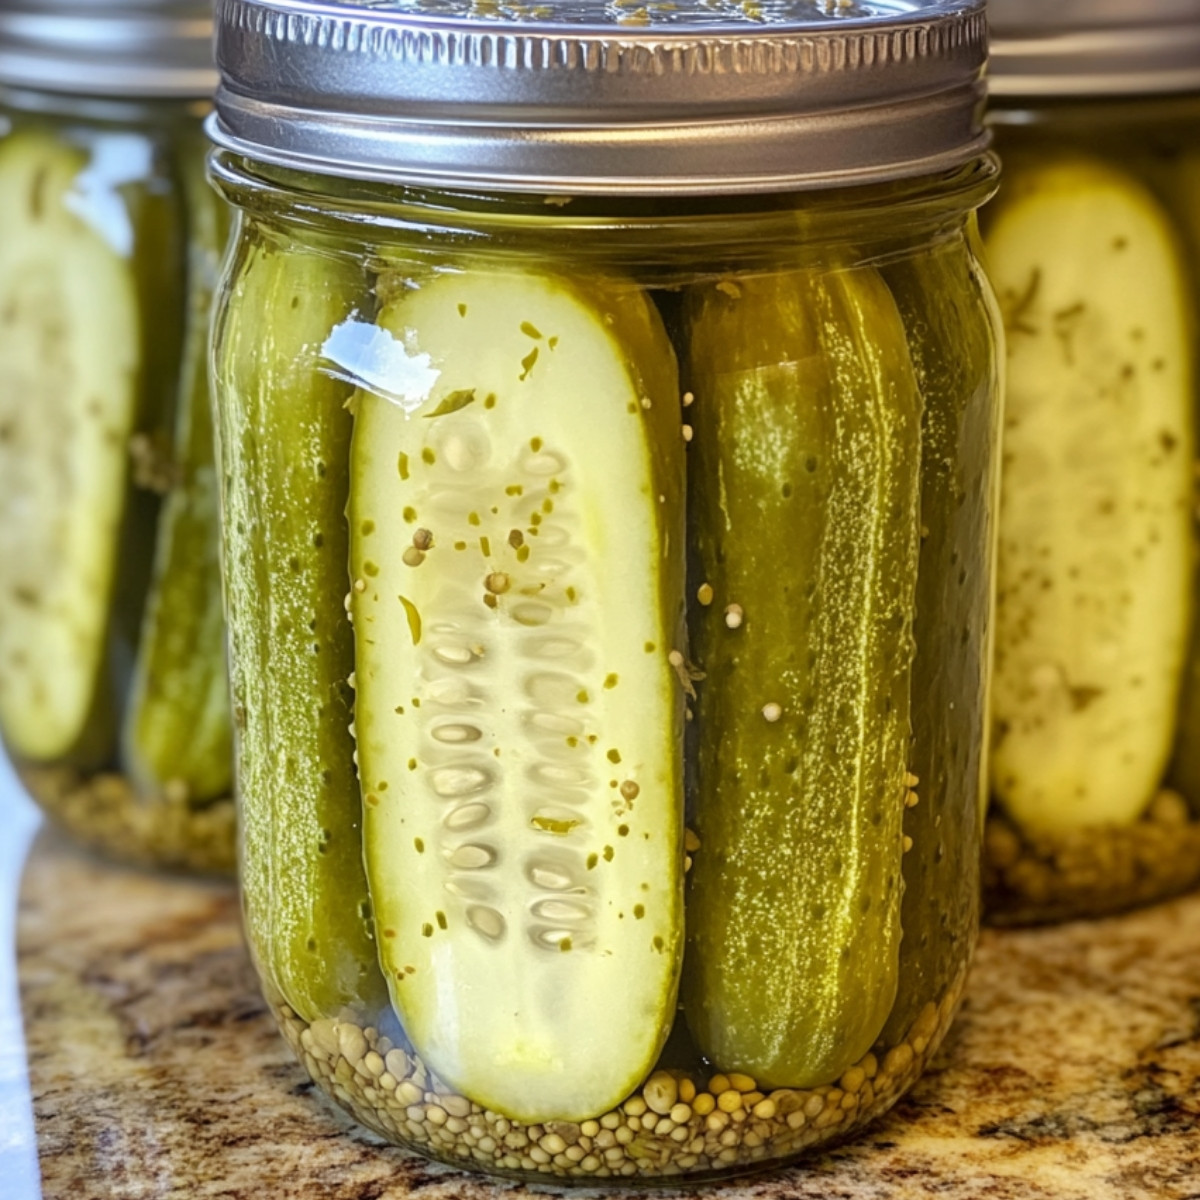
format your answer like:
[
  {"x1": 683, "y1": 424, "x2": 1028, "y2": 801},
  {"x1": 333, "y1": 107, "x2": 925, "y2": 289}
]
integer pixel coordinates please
[
  {"x1": 214, "y1": 232, "x2": 388, "y2": 1021},
  {"x1": 349, "y1": 265, "x2": 686, "y2": 1123},
  {"x1": 682, "y1": 265, "x2": 922, "y2": 1089},
  {"x1": 986, "y1": 155, "x2": 1194, "y2": 835}
]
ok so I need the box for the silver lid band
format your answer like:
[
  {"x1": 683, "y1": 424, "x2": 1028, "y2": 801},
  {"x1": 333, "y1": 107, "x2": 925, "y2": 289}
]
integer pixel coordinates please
[{"x1": 210, "y1": 0, "x2": 989, "y2": 194}]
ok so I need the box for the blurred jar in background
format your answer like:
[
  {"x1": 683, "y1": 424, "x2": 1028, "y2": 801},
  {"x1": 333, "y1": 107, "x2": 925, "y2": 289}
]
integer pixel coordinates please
[
  {"x1": 983, "y1": 0, "x2": 1200, "y2": 923},
  {"x1": 0, "y1": 1, "x2": 235, "y2": 873}
]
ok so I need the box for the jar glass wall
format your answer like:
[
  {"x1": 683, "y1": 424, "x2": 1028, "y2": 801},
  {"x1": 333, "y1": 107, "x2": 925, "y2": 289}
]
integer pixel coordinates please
[
  {"x1": 0, "y1": 90, "x2": 234, "y2": 873},
  {"x1": 211, "y1": 153, "x2": 1001, "y2": 1183},
  {"x1": 982, "y1": 93, "x2": 1200, "y2": 924}
]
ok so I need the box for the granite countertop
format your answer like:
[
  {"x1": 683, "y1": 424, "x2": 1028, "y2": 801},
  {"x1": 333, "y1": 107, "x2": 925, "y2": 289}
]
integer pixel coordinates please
[{"x1": 3, "y1": 772, "x2": 1200, "y2": 1200}]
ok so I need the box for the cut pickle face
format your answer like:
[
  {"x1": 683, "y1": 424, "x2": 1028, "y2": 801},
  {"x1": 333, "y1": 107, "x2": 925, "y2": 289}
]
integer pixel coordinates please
[
  {"x1": 349, "y1": 267, "x2": 684, "y2": 1122},
  {"x1": 987, "y1": 157, "x2": 1195, "y2": 833},
  {"x1": 0, "y1": 130, "x2": 140, "y2": 761}
]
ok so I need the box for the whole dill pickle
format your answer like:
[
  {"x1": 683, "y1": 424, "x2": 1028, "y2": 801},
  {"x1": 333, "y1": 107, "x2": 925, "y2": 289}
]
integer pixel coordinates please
[
  {"x1": 879, "y1": 234, "x2": 1000, "y2": 1042},
  {"x1": 214, "y1": 233, "x2": 387, "y2": 1020},
  {"x1": 682, "y1": 265, "x2": 922, "y2": 1088},
  {"x1": 123, "y1": 139, "x2": 233, "y2": 803}
]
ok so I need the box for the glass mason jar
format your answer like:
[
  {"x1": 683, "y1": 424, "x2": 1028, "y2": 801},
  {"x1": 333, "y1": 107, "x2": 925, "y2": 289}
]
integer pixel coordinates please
[
  {"x1": 0, "y1": 2, "x2": 236, "y2": 873},
  {"x1": 209, "y1": 0, "x2": 1001, "y2": 1183},
  {"x1": 982, "y1": 0, "x2": 1200, "y2": 924}
]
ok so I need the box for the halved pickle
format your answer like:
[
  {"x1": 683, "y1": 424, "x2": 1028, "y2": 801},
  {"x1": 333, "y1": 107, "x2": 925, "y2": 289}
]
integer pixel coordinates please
[
  {"x1": 0, "y1": 130, "x2": 140, "y2": 762},
  {"x1": 214, "y1": 235, "x2": 388, "y2": 1020},
  {"x1": 682, "y1": 266, "x2": 922, "y2": 1089},
  {"x1": 349, "y1": 266, "x2": 685, "y2": 1122},
  {"x1": 123, "y1": 144, "x2": 232, "y2": 802},
  {"x1": 986, "y1": 156, "x2": 1194, "y2": 833}
]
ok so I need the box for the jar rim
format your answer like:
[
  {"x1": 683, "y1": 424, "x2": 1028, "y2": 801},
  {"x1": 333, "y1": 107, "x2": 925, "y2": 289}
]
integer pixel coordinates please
[
  {"x1": 209, "y1": 0, "x2": 988, "y2": 195},
  {"x1": 208, "y1": 144, "x2": 999, "y2": 262}
]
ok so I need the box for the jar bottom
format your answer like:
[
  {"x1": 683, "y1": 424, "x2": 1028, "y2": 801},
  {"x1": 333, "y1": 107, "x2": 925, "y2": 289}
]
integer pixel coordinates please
[
  {"x1": 19, "y1": 764, "x2": 236, "y2": 875},
  {"x1": 983, "y1": 790, "x2": 1200, "y2": 926},
  {"x1": 271, "y1": 971, "x2": 966, "y2": 1186}
]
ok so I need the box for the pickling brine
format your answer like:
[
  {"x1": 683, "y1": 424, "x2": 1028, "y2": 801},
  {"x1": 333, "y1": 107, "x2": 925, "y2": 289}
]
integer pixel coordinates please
[
  {"x1": 0, "y1": 0, "x2": 234, "y2": 873},
  {"x1": 209, "y1": 0, "x2": 1000, "y2": 1182}
]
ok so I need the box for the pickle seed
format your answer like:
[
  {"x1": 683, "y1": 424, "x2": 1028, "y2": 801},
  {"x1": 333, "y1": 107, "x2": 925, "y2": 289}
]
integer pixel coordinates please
[
  {"x1": 402, "y1": 546, "x2": 426, "y2": 568},
  {"x1": 640, "y1": 396, "x2": 652, "y2": 410},
  {"x1": 724, "y1": 603, "x2": 744, "y2": 629},
  {"x1": 413, "y1": 528, "x2": 433, "y2": 551},
  {"x1": 682, "y1": 425, "x2": 694, "y2": 442},
  {"x1": 682, "y1": 390, "x2": 695, "y2": 407},
  {"x1": 762, "y1": 703, "x2": 782, "y2": 723},
  {"x1": 697, "y1": 583, "x2": 714, "y2": 606},
  {"x1": 485, "y1": 572, "x2": 511, "y2": 595}
]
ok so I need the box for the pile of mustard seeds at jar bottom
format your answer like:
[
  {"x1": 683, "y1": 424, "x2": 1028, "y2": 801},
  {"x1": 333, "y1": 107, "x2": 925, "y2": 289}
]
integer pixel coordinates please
[
  {"x1": 20, "y1": 765, "x2": 236, "y2": 875},
  {"x1": 984, "y1": 789, "x2": 1200, "y2": 925},
  {"x1": 274, "y1": 970, "x2": 964, "y2": 1184}
]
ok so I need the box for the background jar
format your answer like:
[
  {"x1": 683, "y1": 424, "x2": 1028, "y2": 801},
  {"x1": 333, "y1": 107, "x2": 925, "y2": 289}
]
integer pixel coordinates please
[
  {"x1": 982, "y1": 0, "x2": 1200, "y2": 924},
  {"x1": 209, "y1": 0, "x2": 1001, "y2": 1182},
  {"x1": 0, "y1": 1, "x2": 236, "y2": 873}
]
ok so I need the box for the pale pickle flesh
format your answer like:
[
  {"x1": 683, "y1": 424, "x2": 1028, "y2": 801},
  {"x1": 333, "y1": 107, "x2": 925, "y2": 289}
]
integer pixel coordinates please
[
  {"x1": 349, "y1": 265, "x2": 685, "y2": 1122},
  {"x1": 0, "y1": 129, "x2": 140, "y2": 762},
  {"x1": 986, "y1": 157, "x2": 1194, "y2": 834}
]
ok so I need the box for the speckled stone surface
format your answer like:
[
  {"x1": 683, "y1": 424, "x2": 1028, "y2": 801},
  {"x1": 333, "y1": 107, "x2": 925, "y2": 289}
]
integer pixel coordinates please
[{"x1": 16, "y1": 826, "x2": 1200, "y2": 1200}]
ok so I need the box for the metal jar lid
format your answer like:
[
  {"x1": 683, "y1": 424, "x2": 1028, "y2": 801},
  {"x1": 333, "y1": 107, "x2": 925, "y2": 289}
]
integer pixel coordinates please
[
  {"x1": 988, "y1": 0, "x2": 1200, "y2": 98},
  {"x1": 209, "y1": 0, "x2": 989, "y2": 195},
  {"x1": 0, "y1": 0, "x2": 217, "y2": 99}
]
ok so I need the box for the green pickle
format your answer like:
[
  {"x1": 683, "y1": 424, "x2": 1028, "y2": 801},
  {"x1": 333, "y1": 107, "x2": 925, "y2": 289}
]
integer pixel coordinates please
[
  {"x1": 682, "y1": 266, "x2": 921, "y2": 1087},
  {"x1": 124, "y1": 144, "x2": 233, "y2": 802},
  {"x1": 350, "y1": 267, "x2": 685, "y2": 1121},
  {"x1": 215, "y1": 235, "x2": 388, "y2": 1017},
  {"x1": 981, "y1": 134, "x2": 1200, "y2": 922},
  {"x1": 987, "y1": 156, "x2": 1193, "y2": 834},
  {"x1": 0, "y1": 111, "x2": 237, "y2": 871},
  {"x1": 0, "y1": 128, "x2": 142, "y2": 763},
  {"x1": 879, "y1": 239, "x2": 997, "y2": 1038}
]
